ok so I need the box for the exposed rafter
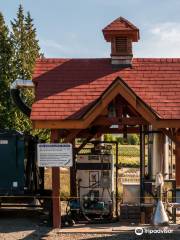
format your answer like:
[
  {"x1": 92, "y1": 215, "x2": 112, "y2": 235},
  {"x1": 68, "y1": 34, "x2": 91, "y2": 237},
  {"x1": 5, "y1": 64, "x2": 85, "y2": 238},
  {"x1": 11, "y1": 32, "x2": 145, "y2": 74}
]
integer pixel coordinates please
[
  {"x1": 93, "y1": 116, "x2": 148, "y2": 126},
  {"x1": 76, "y1": 126, "x2": 140, "y2": 137},
  {"x1": 75, "y1": 134, "x2": 96, "y2": 154}
]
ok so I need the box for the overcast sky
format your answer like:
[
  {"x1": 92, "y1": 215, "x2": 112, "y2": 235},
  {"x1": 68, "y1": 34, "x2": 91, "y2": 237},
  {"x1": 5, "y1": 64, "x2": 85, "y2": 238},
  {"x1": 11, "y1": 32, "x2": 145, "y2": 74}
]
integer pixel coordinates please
[{"x1": 1, "y1": 0, "x2": 180, "y2": 58}]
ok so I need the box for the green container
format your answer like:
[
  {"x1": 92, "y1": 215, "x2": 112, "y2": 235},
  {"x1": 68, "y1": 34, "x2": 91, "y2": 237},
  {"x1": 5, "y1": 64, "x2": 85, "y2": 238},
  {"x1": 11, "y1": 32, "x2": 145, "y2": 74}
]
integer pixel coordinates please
[{"x1": 0, "y1": 130, "x2": 25, "y2": 195}]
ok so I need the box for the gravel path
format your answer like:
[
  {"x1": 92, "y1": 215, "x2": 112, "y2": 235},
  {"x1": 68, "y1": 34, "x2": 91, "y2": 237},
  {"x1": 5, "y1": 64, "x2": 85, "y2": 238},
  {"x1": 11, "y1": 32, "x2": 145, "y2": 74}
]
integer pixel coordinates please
[
  {"x1": 1, "y1": 232, "x2": 180, "y2": 240},
  {"x1": 0, "y1": 209, "x2": 180, "y2": 240},
  {"x1": 2, "y1": 232, "x2": 179, "y2": 240},
  {"x1": 42, "y1": 232, "x2": 180, "y2": 240}
]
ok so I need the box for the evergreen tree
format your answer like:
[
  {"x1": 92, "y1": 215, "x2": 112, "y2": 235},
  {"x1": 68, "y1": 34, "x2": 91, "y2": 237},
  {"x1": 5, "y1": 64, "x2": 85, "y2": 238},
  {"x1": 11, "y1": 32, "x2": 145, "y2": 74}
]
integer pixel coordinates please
[
  {"x1": 11, "y1": 5, "x2": 40, "y2": 79},
  {"x1": 25, "y1": 11, "x2": 40, "y2": 78},
  {"x1": 0, "y1": 5, "x2": 49, "y2": 140},
  {"x1": 10, "y1": 5, "x2": 40, "y2": 133},
  {"x1": 11, "y1": 4, "x2": 26, "y2": 79},
  {"x1": 0, "y1": 12, "x2": 13, "y2": 129}
]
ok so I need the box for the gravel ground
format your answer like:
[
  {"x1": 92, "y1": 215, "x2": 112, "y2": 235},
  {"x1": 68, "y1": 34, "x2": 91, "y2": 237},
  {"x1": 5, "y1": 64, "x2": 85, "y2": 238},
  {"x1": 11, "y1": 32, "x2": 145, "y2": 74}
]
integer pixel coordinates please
[
  {"x1": 1, "y1": 232, "x2": 180, "y2": 240},
  {"x1": 48, "y1": 232, "x2": 180, "y2": 240},
  {"x1": 0, "y1": 209, "x2": 180, "y2": 240}
]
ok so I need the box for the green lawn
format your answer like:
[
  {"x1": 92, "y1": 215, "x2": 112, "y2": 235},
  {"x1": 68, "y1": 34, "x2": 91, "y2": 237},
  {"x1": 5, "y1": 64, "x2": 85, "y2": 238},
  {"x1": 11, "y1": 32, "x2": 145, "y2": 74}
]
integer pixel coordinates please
[{"x1": 113, "y1": 145, "x2": 147, "y2": 167}]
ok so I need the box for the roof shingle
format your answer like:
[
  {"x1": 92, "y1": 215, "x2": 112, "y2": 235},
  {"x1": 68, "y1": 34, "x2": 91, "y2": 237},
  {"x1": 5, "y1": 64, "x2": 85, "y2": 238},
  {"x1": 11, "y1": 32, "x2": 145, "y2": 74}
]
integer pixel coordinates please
[{"x1": 31, "y1": 58, "x2": 180, "y2": 121}]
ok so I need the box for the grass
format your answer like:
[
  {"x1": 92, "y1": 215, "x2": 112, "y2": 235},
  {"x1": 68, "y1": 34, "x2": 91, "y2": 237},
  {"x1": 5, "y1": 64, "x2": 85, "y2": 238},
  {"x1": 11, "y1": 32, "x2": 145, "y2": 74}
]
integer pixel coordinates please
[
  {"x1": 44, "y1": 168, "x2": 70, "y2": 198},
  {"x1": 113, "y1": 144, "x2": 148, "y2": 167},
  {"x1": 118, "y1": 145, "x2": 140, "y2": 157},
  {"x1": 118, "y1": 156, "x2": 140, "y2": 167},
  {"x1": 115, "y1": 145, "x2": 140, "y2": 167}
]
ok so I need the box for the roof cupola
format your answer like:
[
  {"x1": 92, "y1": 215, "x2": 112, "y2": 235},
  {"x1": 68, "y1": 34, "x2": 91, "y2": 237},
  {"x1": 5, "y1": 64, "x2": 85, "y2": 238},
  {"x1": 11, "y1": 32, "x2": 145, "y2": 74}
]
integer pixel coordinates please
[{"x1": 102, "y1": 17, "x2": 140, "y2": 65}]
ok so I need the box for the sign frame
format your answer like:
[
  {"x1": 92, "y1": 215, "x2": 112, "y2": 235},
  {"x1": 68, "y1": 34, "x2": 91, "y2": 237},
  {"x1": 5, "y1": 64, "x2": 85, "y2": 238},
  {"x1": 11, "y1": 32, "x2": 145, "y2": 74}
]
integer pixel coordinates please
[{"x1": 37, "y1": 143, "x2": 73, "y2": 167}]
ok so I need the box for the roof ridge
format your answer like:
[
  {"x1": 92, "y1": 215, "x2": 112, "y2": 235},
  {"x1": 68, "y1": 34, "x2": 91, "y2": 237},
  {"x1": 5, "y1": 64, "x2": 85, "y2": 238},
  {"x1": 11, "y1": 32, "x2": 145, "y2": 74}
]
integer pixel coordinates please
[
  {"x1": 103, "y1": 16, "x2": 138, "y2": 31},
  {"x1": 133, "y1": 58, "x2": 180, "y2": 62},
  {"x1": 36, "y1": 58, "x2": 112, "y2": 63},
  {"x1": 36, "y1": 57, "x2": 180, "y2": 64}
]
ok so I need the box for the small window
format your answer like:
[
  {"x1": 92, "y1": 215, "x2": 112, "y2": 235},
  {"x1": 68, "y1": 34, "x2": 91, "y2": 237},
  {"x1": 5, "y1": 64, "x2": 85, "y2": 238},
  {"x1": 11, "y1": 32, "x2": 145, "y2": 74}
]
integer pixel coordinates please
[{"x1": 115, "y1": 36, "x2": 128, "y2": 53}]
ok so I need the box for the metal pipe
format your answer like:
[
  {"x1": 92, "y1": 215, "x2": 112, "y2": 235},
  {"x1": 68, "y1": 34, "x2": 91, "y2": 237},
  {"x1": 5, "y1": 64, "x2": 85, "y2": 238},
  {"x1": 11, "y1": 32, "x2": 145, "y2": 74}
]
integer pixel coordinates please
[
  {"x1": 164, "y1": 135, "x2": 169, "y2": 180},
  {"x1": 10, "y1": 79, "x2": 34, "y2": 117},
  {"x1": 152, "y1": 132, "x2": 164, "y2": 179},
  {"x1": 10, "y1": 79, "x2": 34, "y2": 89}
]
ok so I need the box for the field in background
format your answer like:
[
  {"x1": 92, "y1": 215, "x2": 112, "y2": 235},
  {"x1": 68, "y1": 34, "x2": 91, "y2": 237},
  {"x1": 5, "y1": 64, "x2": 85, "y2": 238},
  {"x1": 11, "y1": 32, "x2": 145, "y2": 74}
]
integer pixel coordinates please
[
  {"x1": 117, "y1": 145, "x2": 140, "y2": 167},
  {"x1": 45, "y1": 168, "x2": 70, "y2": 198}
]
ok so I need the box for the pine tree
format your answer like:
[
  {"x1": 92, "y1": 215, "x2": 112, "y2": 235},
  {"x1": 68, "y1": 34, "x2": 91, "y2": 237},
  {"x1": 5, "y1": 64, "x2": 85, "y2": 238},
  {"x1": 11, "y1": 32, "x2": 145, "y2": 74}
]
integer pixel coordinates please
[
  {"x1": 0, "y1": 5, "x2": 49, "y2": 139},
  {"x1": 10, "y1": 5, "x2": 40, "y2": 133},
  {"x1": 11, "y1": 4, "x2": 26, "y2": 79},
  {"x1": 11, "y1": 5, "x2": 40, "y2": 79},
  {"x1": 25, "y1": 11, "x2": 40, "y2": 78},
  {"x1": 0, "y1": 12, "x2": 13, "y2": 129}
]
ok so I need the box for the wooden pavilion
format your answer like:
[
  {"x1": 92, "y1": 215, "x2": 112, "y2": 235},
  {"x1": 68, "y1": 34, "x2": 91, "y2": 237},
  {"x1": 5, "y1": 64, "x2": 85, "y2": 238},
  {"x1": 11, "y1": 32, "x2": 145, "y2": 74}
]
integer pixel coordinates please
[{"x1": 30, "y1": 17, "x2": 180, "y2": 228}]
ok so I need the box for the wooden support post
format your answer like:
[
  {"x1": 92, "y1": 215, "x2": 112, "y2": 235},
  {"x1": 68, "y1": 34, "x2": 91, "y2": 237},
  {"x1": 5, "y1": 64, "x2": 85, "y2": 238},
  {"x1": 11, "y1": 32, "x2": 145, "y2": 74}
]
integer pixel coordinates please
[
  {"x1": 140, "y1": 125, "x2": 145, "y2": 223},
  {"x1": 175, "y1": 131, "x2": 180, "y2": 187},
  {"x1": 51, "y1": 129, "x2": 61, "y2": 228},
  {"x1": 70, "y1": 140, "x2": 77, "y2": 197},
  {"x1": 64, "y1": 130, "x2": 80, "y2": 198},
  {"x1": 115, "y1": 141, "x2": 119, "y2": 218}
]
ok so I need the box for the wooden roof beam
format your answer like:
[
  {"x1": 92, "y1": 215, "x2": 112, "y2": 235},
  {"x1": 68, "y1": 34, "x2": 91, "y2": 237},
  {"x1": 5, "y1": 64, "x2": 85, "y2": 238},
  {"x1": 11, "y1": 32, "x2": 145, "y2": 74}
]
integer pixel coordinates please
[
  {"x1": 93, "y1": 116, "x2": 148, "y2": 126},
  {"x1": 77, "y1": 126, "x2": 140, "y2": 137}
]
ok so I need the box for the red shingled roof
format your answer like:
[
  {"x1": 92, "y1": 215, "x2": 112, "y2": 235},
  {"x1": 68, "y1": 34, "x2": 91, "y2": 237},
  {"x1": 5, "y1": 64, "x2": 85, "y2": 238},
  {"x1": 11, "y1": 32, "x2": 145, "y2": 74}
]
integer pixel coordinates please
[{"x1": 31, "y1": 58, "x2": 180, "y2": 121}]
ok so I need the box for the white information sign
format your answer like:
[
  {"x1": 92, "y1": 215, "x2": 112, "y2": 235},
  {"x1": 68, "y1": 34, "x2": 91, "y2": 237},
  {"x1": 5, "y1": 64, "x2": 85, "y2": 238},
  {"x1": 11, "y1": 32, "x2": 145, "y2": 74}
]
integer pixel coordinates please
[{"x1": 37, "y1": 143, "x2": 73, "y2": 167}]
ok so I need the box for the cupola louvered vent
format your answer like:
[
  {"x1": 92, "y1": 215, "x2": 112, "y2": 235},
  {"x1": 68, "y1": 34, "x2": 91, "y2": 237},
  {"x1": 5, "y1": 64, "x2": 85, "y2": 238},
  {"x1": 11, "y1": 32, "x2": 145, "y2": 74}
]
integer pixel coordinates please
[{"x1": 115, "y1": 37, "x2": 128, "y2": 53}]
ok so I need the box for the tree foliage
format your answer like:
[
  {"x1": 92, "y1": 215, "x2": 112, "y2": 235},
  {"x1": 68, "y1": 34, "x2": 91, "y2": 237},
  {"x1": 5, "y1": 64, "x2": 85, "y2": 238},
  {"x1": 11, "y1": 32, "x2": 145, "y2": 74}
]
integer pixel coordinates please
[
  {"x1": 0, "y1": 5, "x2": 49, "y2": 140},
  {"x1": 9, "y1": 5, "x2": 38, "y2": 133},
  {"x1": 104, "y1": 134, "x2": 140, "y2": 145},
  {"x1": 0, "y1": 13, "x2": 13, "y2": 129},
  {"x1": 11, "y1": 5, "x2": 40, "y2": 79}
]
